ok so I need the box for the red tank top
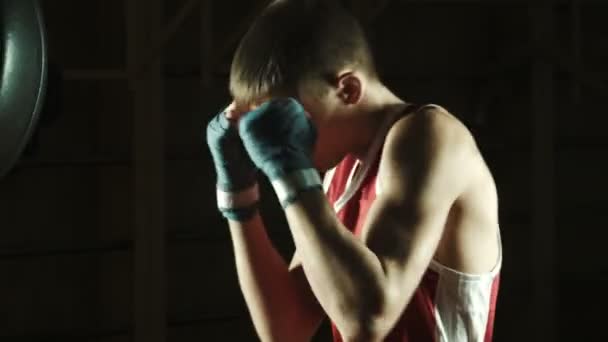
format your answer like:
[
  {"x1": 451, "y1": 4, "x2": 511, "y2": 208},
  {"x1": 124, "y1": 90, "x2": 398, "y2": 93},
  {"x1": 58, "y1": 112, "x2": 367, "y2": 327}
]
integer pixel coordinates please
[{"x1": 324, "y1": 106, "x2": 500, "y2": 342}]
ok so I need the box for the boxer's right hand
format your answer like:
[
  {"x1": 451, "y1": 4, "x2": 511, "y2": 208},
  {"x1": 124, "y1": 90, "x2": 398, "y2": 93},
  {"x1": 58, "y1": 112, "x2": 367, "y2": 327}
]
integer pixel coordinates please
[{"x1": 206, "y1": 104, "x2": 259, "y2": 221}]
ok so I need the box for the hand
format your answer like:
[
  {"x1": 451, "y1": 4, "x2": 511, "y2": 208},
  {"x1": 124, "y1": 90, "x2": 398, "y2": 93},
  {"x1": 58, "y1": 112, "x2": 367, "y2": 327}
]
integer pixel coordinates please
[
  {"x1": 238, "y1": 98, "x2": 321, "y2": 208},
  {"x1": 238, "y1": 98, "x2": 317, "y2": 180},
  {"x1": 206, "y1": 105, "x2": 257, "y2": 191},
  {"x1": 206, "y1": 104, "x2": 259, "y2": 221}
]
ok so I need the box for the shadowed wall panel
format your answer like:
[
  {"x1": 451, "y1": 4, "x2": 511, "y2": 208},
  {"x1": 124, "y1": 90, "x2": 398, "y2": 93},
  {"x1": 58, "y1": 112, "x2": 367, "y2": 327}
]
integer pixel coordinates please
[
  {"x1": 0, "y1": 253, "x2": 130, "y2": 338},
  {"x1": 0, "y1": 168, "x2": 98, "y2": 245},
  {"x1": 43, "y1": 0, "x2": 126, "y2": 69},
  {"x1": 167, "y1": 319, "x2": 256, "y2": 342}
]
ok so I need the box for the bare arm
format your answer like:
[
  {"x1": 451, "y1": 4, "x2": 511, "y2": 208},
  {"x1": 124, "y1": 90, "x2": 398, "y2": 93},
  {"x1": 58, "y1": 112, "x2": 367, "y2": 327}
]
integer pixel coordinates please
[
  {"x1": 283, "y1": 108, "x2": 475, "y2": 341},
  {"x1": 228, "y1": 212, "x2": 324, "y2": 341},
  {"x1": 209, "y1": 101, "x2": 324, "y2": 341}
]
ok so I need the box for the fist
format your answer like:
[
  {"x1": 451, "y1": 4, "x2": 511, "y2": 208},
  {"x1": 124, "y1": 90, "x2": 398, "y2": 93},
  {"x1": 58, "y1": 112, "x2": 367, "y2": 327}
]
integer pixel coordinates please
[
  {"x1": 238, "y1": 98, "x2": 317, "y2": 180},
  {"x1": 206, "y1": 109, "x2": 257, "y2": 191}
]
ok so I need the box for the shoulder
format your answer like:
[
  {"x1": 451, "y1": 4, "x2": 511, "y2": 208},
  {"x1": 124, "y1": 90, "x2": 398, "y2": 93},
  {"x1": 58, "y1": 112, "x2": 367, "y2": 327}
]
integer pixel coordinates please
[
  {"x1": 383, "y1": 104, "x2": 475, "y2": 160},
  {"x1": 376, "y1": 105, "x2": 478, "y2": 199},
  {"x1": 389, "y1": 104, "x2": 471, "y2": 145}
]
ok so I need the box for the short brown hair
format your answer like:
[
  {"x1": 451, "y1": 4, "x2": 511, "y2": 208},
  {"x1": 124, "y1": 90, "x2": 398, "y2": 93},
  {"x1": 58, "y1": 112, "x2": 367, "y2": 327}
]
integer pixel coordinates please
[{"x1": 229, "y1": 0, "x2": 376, "y2": 104}]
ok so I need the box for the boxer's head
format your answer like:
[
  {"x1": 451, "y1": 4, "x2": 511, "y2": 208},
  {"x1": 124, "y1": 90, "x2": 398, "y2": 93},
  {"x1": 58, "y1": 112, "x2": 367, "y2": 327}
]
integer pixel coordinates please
[{"x1": 230, "y1": 0, "x2": 381, "y2": 169}]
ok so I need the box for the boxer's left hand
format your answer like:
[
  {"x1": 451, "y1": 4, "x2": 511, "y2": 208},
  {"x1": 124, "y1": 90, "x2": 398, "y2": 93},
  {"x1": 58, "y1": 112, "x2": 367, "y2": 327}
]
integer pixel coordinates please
[
  {"x1": 206, "y1": 105, "x2": 259, "y2": 221},
  {"x1": 239, "y1": 98, "x2": 321, "y2": 207},
  {"x1": 238, "y1": 98, "x2": 317, "y2": 180}
]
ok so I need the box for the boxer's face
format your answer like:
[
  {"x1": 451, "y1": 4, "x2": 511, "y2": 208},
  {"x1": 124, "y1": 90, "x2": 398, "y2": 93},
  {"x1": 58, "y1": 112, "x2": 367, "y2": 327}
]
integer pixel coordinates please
[
  {"x1": 230, "y1": 97, "x2": 337, "y2": 172},
  {"x1": 229, "y1": 71, "x2": 366, "y2": 172},
  {"x1": 295, "y1": 93, "x2": 344, "y2": 172},
  {"x1": 296, "y1": 72, "x2": 367, "y2": 171}
]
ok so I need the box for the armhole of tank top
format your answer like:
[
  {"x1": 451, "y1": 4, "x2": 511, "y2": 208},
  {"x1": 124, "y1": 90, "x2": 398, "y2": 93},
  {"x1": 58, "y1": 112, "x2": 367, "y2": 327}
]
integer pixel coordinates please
[
  {"x1": 493, "y1": 226, "x2": 503, "y2": 277},
  {"x1": 430, "y1": 227, "x2": 502, "y2": 279},
  {"x1": 333, "y1": 160, "x2": 364, "y2": 213},
  {"x1": 333, "y1": 103, "x2": 421, "y2": 212},
  {"x1": 421, "y1": 102, "x2": 502, "y2": 278}
]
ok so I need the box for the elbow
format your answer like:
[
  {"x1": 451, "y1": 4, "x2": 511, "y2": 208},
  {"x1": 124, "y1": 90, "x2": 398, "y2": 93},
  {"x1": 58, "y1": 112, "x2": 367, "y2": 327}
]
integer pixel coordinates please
[
  {"x1": 336, "y1": 284, "x2": 398, "y2": 341},
  {"x1": 339, "y1": 309, "x2": 392, "y2": 342},
  {"x1": 342, "y1": 329, "x2": 377, "y2": 342},
  {"x1": 341, "y1": 319, "x2": 387, "y2": 342},
  {"x1": 338, "y1": 296, "x2": 398, "y2": 342}
]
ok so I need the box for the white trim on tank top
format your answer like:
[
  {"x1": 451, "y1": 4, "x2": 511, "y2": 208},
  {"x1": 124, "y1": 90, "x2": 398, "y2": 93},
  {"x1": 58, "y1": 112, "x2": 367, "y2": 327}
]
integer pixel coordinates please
[{"x1": 328, "y1": 104, "x2": 408, "y2": 214}]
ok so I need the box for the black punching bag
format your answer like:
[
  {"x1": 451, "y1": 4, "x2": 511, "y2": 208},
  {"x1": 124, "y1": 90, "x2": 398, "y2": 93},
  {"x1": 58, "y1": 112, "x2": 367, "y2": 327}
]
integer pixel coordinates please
[{"x1": 0, "y1": 0, "x2": 47, "y2": 178}]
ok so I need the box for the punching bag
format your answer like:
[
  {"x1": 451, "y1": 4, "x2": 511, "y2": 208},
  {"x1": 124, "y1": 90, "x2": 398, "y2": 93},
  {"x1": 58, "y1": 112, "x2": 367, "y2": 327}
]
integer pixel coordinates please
[{"x1": 0, "y1": 0, "x2": 47, "y2": 178}]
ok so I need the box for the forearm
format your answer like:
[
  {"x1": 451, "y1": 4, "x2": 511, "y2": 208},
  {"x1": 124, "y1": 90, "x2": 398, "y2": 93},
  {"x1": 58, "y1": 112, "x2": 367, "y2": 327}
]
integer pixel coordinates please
[
  {"x1": 284, "y1": 189, "x2": 387, "y2": 340},
  {"x1": 235, "y1": 98, "x2": 398, "y2": 339},
  {"x1": 228, "y1": 212, "x2": 321, "y2": 341}
]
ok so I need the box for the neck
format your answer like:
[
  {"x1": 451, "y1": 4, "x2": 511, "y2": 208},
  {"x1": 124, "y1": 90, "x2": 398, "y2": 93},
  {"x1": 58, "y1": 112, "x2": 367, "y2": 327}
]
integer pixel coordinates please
[
  {"x1": 348, "y1": 85, "x2": 408, "y2": 159},
  {"x1": 314, "y1": 84, "x2": 408, "y2": 172}
]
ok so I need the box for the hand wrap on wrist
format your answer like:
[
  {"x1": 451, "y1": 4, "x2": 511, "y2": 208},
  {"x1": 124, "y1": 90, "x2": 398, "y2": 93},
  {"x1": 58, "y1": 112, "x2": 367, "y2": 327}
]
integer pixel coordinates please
[
  {"x1": 206, "y1": 109, "x2": 259, "y2": 221},
  {"x1": 271, "y1": 168, "x2": 322, "y2": 208},
  {"x1": 216, "y1": 183, "x2": 259, "y2": 221}
]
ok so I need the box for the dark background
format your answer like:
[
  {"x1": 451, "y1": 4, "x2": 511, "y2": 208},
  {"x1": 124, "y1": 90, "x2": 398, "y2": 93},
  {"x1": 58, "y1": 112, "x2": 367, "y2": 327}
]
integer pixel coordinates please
[{"x1": 1, "y1": 0, "x2": 607, "y2": 341}]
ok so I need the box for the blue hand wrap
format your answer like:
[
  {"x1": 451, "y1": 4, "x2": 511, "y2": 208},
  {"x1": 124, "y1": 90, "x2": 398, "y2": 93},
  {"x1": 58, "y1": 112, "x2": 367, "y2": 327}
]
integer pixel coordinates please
[
  {"x1": 239, "y1": 98, "x2": 317, "y2": 180},
  {"x1": 239, "y1": 98, "x2": 322, "y2": 208},
  {"x1": 206, "y1": 110, "x2": 259, "y2": 221}
]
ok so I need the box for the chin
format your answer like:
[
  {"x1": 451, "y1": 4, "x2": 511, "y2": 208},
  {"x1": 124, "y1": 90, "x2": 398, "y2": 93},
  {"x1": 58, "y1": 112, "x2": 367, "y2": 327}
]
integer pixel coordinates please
[
  {"x1": 313, "y1": 155, "x2": 341, "y2": 174},
  {"x1": 312, "y1": 158, "x2": 328, "y2": 173}
]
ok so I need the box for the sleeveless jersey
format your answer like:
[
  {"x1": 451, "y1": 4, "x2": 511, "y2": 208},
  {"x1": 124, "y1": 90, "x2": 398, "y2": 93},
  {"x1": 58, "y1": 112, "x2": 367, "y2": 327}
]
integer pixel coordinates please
[{"x1": 323, "y1": 105, "x2": 501, "y2": 342}]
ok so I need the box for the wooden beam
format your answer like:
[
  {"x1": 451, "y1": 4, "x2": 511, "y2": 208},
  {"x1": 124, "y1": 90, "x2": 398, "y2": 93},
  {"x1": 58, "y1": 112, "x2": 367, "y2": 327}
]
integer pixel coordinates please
[
  {"x1": 369, "y1": 0, "x2": 392, "y2": 23},
  {"x1": 554, "y1": 54, "x2": 608, "y2": 98},
  {"x1": 380, "y1": 0, "x2": 602, "y2": 4},
  {"x1": 63, "y1": 69, "x2": 128, "y2": 81},
  {"x1": 212, "y1": 0, "x2": 274, "y2": 68},
  {"x1": 570, "y1": 0, "x2": 582, "y2": 106},
  {"x1": 348, "y1": 0, "x2": 368, "y2": 22},
  {"x1": 529, "y1": 1, "x2": 556, "y2": 340},
  {"x1": 353, "y1": 0, "x2": 392, "y2": 25},
  {"x1": 201, "y1": 0, "x2": 214, "y2": 89},
  {"x1": 138, "y1": 0, "x2": 201, "y2": 77},
  {"x1": 161, "y1": 0, "x2": 201, "y2": 48},
  {"x1": 559, "y1": 0, "x2": 608, "y2": 102},
  {"x1": 126, "y1": 0, "x2": 167, "y2": 341}
]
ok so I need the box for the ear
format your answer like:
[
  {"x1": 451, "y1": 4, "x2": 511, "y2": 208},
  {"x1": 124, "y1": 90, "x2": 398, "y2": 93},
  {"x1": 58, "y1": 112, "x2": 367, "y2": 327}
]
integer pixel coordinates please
[{"x1": 335, "y1": 72, "x2": 363, "y2": 105}]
